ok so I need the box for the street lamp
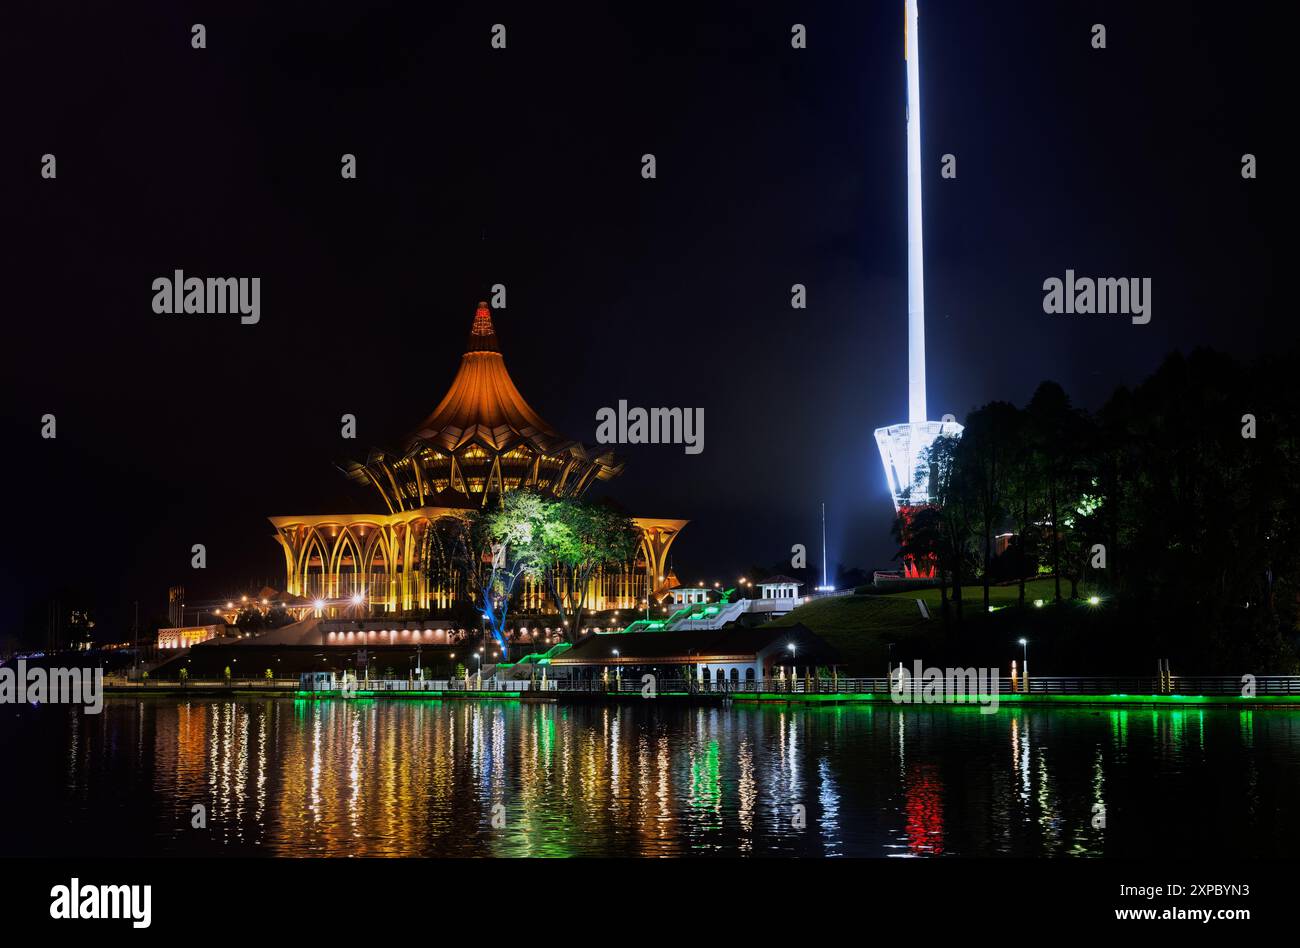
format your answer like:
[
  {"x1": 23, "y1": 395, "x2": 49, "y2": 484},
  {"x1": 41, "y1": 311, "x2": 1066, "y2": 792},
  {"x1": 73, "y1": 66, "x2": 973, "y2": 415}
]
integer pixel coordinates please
[{"x1": 1019, "y1": 637, "x2": 1029, "y2": 692}]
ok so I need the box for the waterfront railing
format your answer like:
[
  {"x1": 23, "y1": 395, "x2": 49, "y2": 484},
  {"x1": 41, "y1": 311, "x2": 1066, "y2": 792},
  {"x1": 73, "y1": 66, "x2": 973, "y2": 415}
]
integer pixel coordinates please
[{"x1": 102, "y1": 674, "x2": 1300, "y2": 698}]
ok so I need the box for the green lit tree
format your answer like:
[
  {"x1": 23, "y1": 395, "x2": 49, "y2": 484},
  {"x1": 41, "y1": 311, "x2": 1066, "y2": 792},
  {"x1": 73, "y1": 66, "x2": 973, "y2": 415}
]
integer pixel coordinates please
[
  {"x1": 532, "y1": 500, "x2": 640, "y2": 644},
  {"x1": 476, "y1": 491, "x2": 552, "y2": 658}
]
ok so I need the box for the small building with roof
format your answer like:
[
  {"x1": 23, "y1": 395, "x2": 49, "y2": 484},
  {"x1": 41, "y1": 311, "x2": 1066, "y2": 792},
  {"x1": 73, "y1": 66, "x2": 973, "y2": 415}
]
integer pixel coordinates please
[
  {"x1": 666, "y1": 586, "x2": 714, "y2": 606},
  {"x1": 549, "y1": 622, "x2": 839, "y2": 688},
  {"x1": 757, "y1": 575, "x2": 803, "y2": 601}
]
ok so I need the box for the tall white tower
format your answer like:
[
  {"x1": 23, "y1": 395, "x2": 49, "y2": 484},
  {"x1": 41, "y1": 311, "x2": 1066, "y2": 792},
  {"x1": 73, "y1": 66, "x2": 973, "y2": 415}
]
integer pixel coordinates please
[{"x1": 874, "y1": 0, "x2": 962, "y2": 516}]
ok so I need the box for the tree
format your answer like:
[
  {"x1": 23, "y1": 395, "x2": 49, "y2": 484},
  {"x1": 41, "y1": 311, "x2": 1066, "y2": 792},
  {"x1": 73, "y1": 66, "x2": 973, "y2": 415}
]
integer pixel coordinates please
[
  {"x1": 1061, "y1": 487, "x2": 1105, "y2": 599},
  {"x1": 533, "y1": 500, "x2": 640, "y2": 643},
  {"x1": 234, "y1": 607, "x2": 266, "y2": 634},
  {"x1": 911, "y1": 348, "x2": 1300, "y2": 670},
  {"x1": 1026, "y1": 382, "x2": 1087, "y2": 603},
  {"x1": 421, "y1": 502, "x2": 534, "y2": 661},
  {"x1": 479, "y1": 491, "x2": 555, "y2": 658},
  {"x1": 264, "y1": 606, "x2": 294, "y2": 629},
  {"x1": 909, "y1": 431, "x2": 971, "y2": 625},
  {"x1": 1001, "y1": 406, "x2": 1043, "y2": 608},
  {"x1": 936, "y1": 431, "x2": 977, "y2": 623},
  {"x1": 959, "y1": 401, "x2": 1020, "y2": 610}
]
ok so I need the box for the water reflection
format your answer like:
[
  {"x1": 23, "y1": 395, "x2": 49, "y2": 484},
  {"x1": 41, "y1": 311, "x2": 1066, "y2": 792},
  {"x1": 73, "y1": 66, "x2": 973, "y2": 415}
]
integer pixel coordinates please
[{"x1": 2, "y1": 700, "x2": 1296, "y2": 857}]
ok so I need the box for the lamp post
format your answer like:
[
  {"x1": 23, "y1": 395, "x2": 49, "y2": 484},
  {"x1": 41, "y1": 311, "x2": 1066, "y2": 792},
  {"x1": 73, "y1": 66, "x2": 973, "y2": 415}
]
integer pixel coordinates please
[{"x1": 1019, "y1": 638, "x2": 1029, "y2": 693}]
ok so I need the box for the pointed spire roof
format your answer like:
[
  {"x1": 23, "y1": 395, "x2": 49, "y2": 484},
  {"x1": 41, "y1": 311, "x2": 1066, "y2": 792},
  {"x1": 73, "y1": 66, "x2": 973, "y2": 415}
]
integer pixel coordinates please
[
  {"x1": 466, "y1": 300, "x2": 499, "y2": 352},
  {"x1": 406, "y1": 302, "x2": 564, "y2": 450},
  {"x1": 343, "y1": 300, "x2": 625, "y2": 508}
]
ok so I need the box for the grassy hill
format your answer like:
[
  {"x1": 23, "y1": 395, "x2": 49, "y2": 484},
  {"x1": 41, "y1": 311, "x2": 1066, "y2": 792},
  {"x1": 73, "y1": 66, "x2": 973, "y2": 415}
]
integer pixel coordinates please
[
  {"x1": 767, "y1": 594, "x2": 932, "y2": 675},
  {"x1": 768, "y1": 579, "x2": 1106, "y2": 675}
]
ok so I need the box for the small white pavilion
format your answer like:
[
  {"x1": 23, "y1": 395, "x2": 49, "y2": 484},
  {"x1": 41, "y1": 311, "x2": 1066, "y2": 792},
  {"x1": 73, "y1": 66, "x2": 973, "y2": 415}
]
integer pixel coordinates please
[{"x1": 757, "y1": 575, "x2": 803, "y2": 602}]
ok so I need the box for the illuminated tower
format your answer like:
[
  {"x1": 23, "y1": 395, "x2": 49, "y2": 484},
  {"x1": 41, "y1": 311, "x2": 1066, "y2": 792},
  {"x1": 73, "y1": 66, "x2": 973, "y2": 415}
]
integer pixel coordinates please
[{"x1": 873, "y1": 0, "x2": 962, "y2": 576}]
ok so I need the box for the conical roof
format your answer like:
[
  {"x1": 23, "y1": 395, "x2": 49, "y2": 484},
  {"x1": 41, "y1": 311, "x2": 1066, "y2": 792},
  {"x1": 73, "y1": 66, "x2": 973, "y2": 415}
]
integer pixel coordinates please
[
  {"x1": 339, "y1": 301, "x2": 623, "y2": 510},
  {"x1": 408, "y1": 302, "x2": 563, "y2": 451}
]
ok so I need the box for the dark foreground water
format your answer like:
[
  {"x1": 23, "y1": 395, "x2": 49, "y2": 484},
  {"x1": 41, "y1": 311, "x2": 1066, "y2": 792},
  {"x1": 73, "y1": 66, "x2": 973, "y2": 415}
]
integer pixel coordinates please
[{"x1": 1, "y1": 697, "x2": 1298, "y2": 857}]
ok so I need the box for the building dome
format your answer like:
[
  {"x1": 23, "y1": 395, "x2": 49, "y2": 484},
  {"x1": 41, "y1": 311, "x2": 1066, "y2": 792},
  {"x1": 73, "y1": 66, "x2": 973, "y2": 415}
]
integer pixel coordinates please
[{"x1": 342, "y1": 302, "x2": 623, "y2": 511}]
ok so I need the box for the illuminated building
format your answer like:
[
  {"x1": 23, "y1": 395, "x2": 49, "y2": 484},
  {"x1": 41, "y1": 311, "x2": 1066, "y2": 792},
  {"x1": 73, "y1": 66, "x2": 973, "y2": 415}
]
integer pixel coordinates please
[
  {"x1": 874, "y1": 0, "x2": 962, "y2": 577},
  {"x1": 157, "y1": 624, "x2": 223, "y2": 650},
  {"x1": 550, "y1": 623, "x2": 840, "y2": 686},
  {"x1": 269, "y1": 302, "x2": 686, "y2": 616}
]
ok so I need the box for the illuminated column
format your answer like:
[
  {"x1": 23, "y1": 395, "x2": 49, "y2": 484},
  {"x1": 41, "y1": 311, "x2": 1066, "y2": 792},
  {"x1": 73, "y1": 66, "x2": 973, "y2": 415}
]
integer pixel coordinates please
[
  {"x1": 874, "y1": 0, "x2": 962, "y2": 577},
  {"x1": 905, "y1": 0, "x2": 927, "y2": 426}
]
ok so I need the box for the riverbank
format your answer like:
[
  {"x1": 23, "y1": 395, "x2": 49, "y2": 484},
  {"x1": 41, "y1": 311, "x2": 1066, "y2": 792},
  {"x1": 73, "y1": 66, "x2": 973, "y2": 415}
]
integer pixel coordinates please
[{"x1": 102, "y1": 683, "x2": 1300, "y2": 708}]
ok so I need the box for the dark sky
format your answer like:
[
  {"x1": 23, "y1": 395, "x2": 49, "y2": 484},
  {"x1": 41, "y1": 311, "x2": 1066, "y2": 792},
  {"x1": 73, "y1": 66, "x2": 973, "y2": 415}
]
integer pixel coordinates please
[{"x1": 3, "y1": 1, "x2": 1285, "y2": 636}]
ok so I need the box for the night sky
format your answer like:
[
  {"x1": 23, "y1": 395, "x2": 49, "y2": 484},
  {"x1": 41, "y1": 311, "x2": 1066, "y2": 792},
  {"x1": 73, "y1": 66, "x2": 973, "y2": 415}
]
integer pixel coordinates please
[{"x1": 3, "y1": 1, "x2": 1285, "y2": 637}]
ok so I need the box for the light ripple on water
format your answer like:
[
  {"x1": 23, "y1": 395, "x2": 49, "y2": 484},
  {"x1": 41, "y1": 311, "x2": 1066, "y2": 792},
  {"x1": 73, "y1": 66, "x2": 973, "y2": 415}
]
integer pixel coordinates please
[{"x1": 1, "y1": 698, "x2": 1297, "y2": 857}]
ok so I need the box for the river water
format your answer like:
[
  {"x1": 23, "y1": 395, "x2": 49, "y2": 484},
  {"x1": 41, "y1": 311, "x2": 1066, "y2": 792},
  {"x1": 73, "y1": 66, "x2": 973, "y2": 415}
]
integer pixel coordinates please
[{"x1": 2, "y1": 697, "x2": 1297, "y2": 857}]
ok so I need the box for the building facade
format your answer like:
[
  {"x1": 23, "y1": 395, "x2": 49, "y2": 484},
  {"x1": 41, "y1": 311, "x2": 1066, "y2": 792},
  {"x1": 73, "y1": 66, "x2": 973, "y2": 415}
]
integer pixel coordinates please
[{"x1": 270, "y1": 302, "x2": 686, "y2": 617}]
